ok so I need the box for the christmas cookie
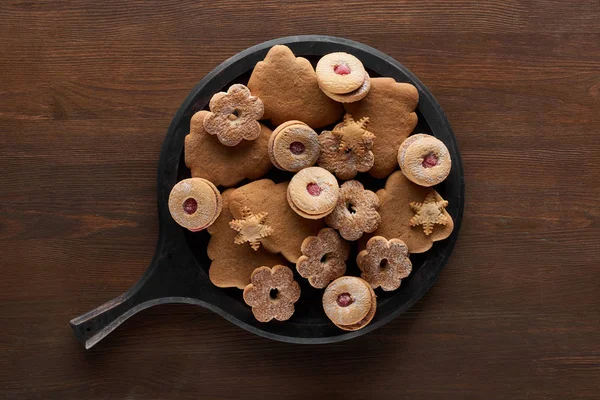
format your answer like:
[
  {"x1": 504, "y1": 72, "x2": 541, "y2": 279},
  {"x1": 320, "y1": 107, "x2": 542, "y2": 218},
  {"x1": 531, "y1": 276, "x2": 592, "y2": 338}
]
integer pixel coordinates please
[
  {"x1": 268, "y1": 120, "x2": 320, "y2": 172},
  {"x1": 357, "y1": 236, "x2": 412, "y2": 291},
  {"x1": 229, "y1": 206, "x2": 274, "y2": 251},
  {"x1": 204, "y1": 84, "x2": 264, "y2": 146},
  {"x1": 208, "y1": 190, "x2": 287, "y2": 289},
  {"x1": 228, "y1": 179, "x2": 325, "y2": 263},
  {"x1": 296, "y1": 228, "x2": 350, "y2": 288},
  {"x1": 344, "y1": 78, "x2": 419, "y2": 178},
  {"x1": 287, "y1": 167, "x2": 340, "y2": 219},
  {"x1": 247, "y1": 45, "x2": 343, "y2": 128},
  {"x1": 316, "y1": 52, "x2": 367, "y2": 94},
  {"x1": 243, "y1": 265, "x2": 301, "y2": 322},
  {"x1": 366, "y1": 171, "x2": 453, "y2": 253},
  {"x1": 323, "y1": 276, "x2": 376, "y2": 331},
  {"x1": 321, "y1": 72, "x2": 371, "y2": 103},
  {"x1": 185, "y1": 110, "x2": 273, "y2": 187},
  {"x1": 168, "y1": 178, "x2": 222, "y2": 232},
  {"x1": 325, "y1": 180, "x2": 381, "y2": 241},
  {"x1": 398, "y1": 134, "x2": 451, "y2": 187}
]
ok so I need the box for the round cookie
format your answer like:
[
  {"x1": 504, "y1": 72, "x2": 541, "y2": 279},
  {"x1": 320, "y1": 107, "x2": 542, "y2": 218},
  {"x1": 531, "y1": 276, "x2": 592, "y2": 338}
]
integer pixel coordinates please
[
  {"x1": 287, "y1": 167, "x2": 339, "y2": 219},
  {"x1": 321, "y1": 72, "x2": 371, "y2": 103},
  {"x1": 398, "y1": 134, "x2": 451, "y2": 187},
  {"x1": 168, "y1": 178, "x2": 222, "y2": 232},
  {"x1": 316, "y1": 53, "x2": 366, "y2": 94},
  {"x1": 323, "y1": 276, "x2": 376, "y2": 331},
  {"x1": 269, "y1": 121, "x2": 320, "y2": 172}
]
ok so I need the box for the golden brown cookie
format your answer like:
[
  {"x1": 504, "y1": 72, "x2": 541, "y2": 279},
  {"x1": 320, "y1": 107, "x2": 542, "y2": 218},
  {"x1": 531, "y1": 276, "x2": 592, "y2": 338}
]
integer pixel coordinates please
[
  {"x1": 316, "y1": 52, "x2": 367, "y2": 94},
  {"x1": 321, "y1": 72, "x2": 371, "y2": 103},
  {"x1": 247, "y1": 45, "x2": 343, "y2": 128},
  {"x1": 268, "y1": 120, "x2": 320, "y2": 172},
  {"x1": 357, "y1": 236, "x2": 412, "y2": 291},
  {"x1": 168, "y1": 178, "x2": 222, "y2": 232},
  {"x1": 287, "y1": 167, "x2": 340, "y2": 219},
  {"x1": 296, "y1": 228, "x2": 350, "y2": 288},
  {"x1": 228, "y1": 179, "x2": 325, "y2": 263},
  {"x1": 364, "y1": 171, "x2": 453, "y2": 254},
  {"x1": 325, "y1": 180, "x2": 381, "y2": 241},
  {"x1": 409, "y1": 192, "x2": 450, "y2": 235},
  {"x1": 185, "y1": 111, "x2": 273, "y2": 187},
  {"x1": 203, "y1": 84, "x2": 264, "y2": 146},
  {"x1": 322, "y1": 276, "x2": 376, "y2": 331},
  {"x1": 344, "y1": 78, "x2": 419, "y2": 178},
  {"x1": 208, "y1": 190, "x2": 287, "y2": 289},
  {"x1": 243, "y1": 265, "x2": 301, "y2": 322},
  {"x1": 398, "y1": 134, "x2": 451, "y2": 187},
  {"x1": 229, "y1": 206, "x2": 274, "y2": 251}
]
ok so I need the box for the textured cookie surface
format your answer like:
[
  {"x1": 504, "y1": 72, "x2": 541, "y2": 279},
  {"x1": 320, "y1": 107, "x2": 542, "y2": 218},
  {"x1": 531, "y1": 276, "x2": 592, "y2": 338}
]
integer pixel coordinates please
[
  {"x1": 247, "y1": 45, "x2": 343, "y2": 128},
  {"x1": 344, "y1": 78, "x2": 419, "y2": 178}
]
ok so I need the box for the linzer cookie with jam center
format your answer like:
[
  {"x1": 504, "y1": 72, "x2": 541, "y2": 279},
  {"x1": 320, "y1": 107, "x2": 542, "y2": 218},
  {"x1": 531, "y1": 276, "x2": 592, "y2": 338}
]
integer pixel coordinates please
[
  {"x1": 168, "y1": 178, "x2": 222, "y2": 232},
  {"x1": 398, "y1": 134, "x2": 452, "y2": 187}
]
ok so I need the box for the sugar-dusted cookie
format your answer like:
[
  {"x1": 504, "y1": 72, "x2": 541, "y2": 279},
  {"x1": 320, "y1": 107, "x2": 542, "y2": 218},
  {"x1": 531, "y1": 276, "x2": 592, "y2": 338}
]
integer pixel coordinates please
[
  {"x1": 344, "y1": 78, "x2": 419, "y2": 179},
  {"x1": 168, "y1": 178, "x2": 222, "y2": 232},
  {"x1": 185, "y1": 111, "x2": 273, "y2": 188},
  {"x1": 208, "y1": 189, "x2": 287, "y2": 289},
  {"x1": 243, "y1": 265, "x2": 301, "y2": 322},
  {"x1": 398, "y1": 134, "x2": 451, "y2": 187},
  {"x1": 365, "y1": 171, "x2": 453, "y2": 254},
  {"x1": 296, "y1": 228, "x2": 350, "y2": 289},
  {"x1": 228, "y1": 179, "x2": 325, "y2": 263},
  {"x1": 322, "y1": 276, "x2": 376, "y2": 331},
  {"x1": 247, "y1": 45, "x2": 343, "y2": 128},
  {"x1": 268, "y1": 120, "x2": 320, "y2": 172},
  {"x1": 316, "y1": 52, "x2": 366, "y2": 94},
  {"x1": 357, "y1": 236, "x2": 412, "y2": 291},
  {"x1": 287, "y1": 167, "x2": 339, "y2": 220}
]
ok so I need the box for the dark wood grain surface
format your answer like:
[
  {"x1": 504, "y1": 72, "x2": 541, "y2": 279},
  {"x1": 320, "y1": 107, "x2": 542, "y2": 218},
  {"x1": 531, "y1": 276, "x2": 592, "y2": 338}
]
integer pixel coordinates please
[{"x1": 1, "y1": 1, "x2": 599, "y2": 399}]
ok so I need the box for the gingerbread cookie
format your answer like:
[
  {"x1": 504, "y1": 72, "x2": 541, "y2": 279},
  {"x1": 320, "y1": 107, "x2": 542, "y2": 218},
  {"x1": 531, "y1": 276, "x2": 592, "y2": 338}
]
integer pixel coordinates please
[
  {"x1": 168, "y1": 178, "x2": 222, "y2": 232},
  {"x1": 398, "y1": 134, "x2": 451, "y2": 187},
  {"x1": 318, "y1": 114, "x2": 375, "y2": 180},
  {"x1": 247, "y1": 45, "x2": 343, "y2": 128},
  {"x1": 185, "y1": 110, "x2": 273, "y2": 187},
  {"x1": 243, "y1": 265, "x2": 301, "y2": 322},
  {"x1": 268, "y1": 120, "x2": 320, "y2": 172},
  {"x1": 325, "y1": 180, "x2": 381, "y2": 241},
  {"x1": 203, "y1": 84, "x2": 264, "y2": 146},
  {"x1": 228, "y1": 179, "x2": 325, "y2": 263},
  {"x1": 287, "y1": 167, "x2": 340, "y2": 219},
  {"x1": 323, "y1": 276, "x2": 376, "y2": 331},
  {"x1": 296, "y1": 228, "x2": 350, "y2": 288},
  {"x1": 316, "y1": 52, "x2": 367, "y2": 94},
  {"x1": 409, "y1": 192, "x2": 450, "y2": 235},
  {"x1": 344, "y1": 78, "x2": 419, "y2": 178},
  {"x1": 229, "y1": 206, "x2": 274, "y2": 251},
  {"x1": 357, "y1": 236, "x2": 412, "y2": 291},
  {"x1": 208, "y1": 190, "x2": 287, "y2": 289},
  {"x1": 365, "y1": 171, "x2": 453, "y2": 253}
]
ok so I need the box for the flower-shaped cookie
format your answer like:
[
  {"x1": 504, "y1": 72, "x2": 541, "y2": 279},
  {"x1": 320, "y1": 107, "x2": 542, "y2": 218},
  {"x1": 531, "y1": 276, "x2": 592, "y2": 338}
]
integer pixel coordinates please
[
  {"x1": 243, "y1": 265, "x2": 301, "y2": 322},
  {"x1": 296, "y1": 228, "x2": 350, "y2": 288},
  {"x1": 204, "y1": 84, "x2": 264, "y2": 146},
  {"x1": 357, "y1": 236, "x2": 412, "y2": 291},
  {"x1": 325, "y1": 180, "x2": 381, "y2": 241},
  {"x1": 318, "y1": 114, "x2": 375, "y2": 180}
]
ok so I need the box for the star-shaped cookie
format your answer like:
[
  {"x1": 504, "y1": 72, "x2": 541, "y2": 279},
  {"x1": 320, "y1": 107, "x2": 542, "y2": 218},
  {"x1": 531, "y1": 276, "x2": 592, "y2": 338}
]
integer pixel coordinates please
[
  {"x1": 332, "y1": 113, "x2": 374, "y2": 156},
  {"x1": 409, "y1": 192, "x2": 450, "y2": 235},
  {"x1": 229, "y1": 206, "x2": 274, "y2": 250}
]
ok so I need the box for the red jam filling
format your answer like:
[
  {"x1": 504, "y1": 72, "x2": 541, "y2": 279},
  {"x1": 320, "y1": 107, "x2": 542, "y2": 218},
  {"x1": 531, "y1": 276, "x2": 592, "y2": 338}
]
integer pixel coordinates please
[
  {"x1": 306, "y1": 183, "x2": 322, "y2": 196},
  {"x1": 183, "y1": 198, "x2": 198, "y2": 214},
  {"x1": 422, "y1": 153, "x2": 439, "y2": 168},
  {"x1": 289, "y1": 141, "x2": 306, "y2": 155},
  {"x1": 337, "y1": 293, "x2": 353, "y2": 307},
  {"x1": 333, "y1": 64, "x2": 351, "y2": 75}
]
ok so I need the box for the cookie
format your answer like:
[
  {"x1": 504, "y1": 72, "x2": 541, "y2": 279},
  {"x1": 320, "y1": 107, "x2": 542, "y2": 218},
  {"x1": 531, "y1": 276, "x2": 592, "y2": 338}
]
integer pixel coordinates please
[
  {"x1": 203, "y1": 84, "x2": 264, "y2": 146},
  {"x1": 247, "y1": 45, "x2": 343, "y2": 128},
  {"x1": 296, "y1": 228, "x2": 350, "y2": 288},
  {"x1": 316, "y1": 52, "x2": 367, "y2": 94},
  {"x1": 357, "y1": 236, "x2": 412, "y2": 291},
  {"x1": 229, "y1": 206, "x2": 274, "y2": 251},
  {"x1": 185, "y1": 110, "x2": 273, "y2": 187},
  {"x1": 325, "y1": 180, "x2": 381, "y2": 241},
  {"x1": 243, "y1": 265, "x2": 301, "y2": 322},
  {"x1": 398, "y1": 134, "x2": 451, "y2": 187},
  {"x1": 322, "y1": 276, "x2": 376, "y2": 331},
  {"x1": 344, "y1": 78, "x2": 419, "y2": 178},
  {"x1": 268, "y1": 120, "x2": 320, "y2": 172},
  {"x1": 168, "y1": 178, "x2": 222, "y2": 232},
  {"x1": 208, "y1": 190, "x2": 287, "y2": 289},
  {"x1": 287, "y1": 167, "x2": 340, "y2": 219},
  {"x1": 365, "y1": 171, "x2": 453, "y2": 253},
  {"x1": 321, "y1": 72, "x2": 371, "y2": 103},
  {"x1": 228, "y1": 179, "x2": 325, "y2": 263},
  {"x1": 409, "y1": 192, "x2": 450, "y2": 236},
  {"x1": 317, "y1": 114, "x2": 374, "y2": 180}
]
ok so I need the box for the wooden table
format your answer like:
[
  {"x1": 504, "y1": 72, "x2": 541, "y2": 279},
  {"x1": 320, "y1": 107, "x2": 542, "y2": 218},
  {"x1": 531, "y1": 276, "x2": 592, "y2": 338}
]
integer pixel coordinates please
[{"x1": 1, "y1": 1, "x2": 598, "y2": 398}]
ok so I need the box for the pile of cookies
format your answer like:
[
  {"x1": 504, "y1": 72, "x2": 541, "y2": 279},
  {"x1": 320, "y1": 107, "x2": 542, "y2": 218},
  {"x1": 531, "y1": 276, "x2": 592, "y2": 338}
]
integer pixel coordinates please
[{"x1": 169, "y1": 45, "x2": 454, "y2": 331}]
